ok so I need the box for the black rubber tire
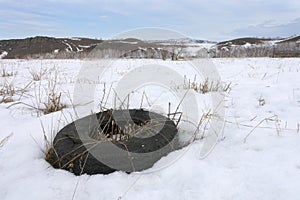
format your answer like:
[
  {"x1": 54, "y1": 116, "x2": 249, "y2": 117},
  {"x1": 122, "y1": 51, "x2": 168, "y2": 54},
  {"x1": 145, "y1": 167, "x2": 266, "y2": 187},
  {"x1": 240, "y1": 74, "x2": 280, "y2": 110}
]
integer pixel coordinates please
[{"x1": 47, "y1": 109, "x2": 178, "y2": 175}]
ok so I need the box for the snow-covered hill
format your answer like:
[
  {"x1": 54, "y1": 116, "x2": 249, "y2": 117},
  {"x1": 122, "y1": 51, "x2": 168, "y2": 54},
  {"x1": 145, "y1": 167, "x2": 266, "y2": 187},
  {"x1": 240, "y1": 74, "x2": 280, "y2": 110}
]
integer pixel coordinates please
[
  {"x1": 0, "y1": 36, "x2": 102, "y2": 59},
  {"x1": 1, "y1": 35, "x2": 299, "y2": 59}
]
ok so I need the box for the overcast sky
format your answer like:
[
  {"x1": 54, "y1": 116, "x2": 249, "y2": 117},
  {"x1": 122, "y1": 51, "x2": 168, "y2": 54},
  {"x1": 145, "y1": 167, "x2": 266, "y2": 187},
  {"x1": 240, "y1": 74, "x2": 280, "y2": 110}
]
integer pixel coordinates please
[{"x1": 0, "y1": 0, "x2": 299, "y2": 41}]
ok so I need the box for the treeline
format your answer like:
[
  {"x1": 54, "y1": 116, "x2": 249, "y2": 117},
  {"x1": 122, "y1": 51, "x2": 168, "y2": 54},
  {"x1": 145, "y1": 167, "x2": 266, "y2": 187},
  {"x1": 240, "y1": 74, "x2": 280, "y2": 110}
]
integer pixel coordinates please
[
  {"x1": 209, "y1": 42, "x2": 300, "y2": 58},
  {"x1": 25, "y1": 47, "x2": 183, "y2": 60},
  {"x1": 23, "y1": 42, "x2": 300, "y2": 59}
]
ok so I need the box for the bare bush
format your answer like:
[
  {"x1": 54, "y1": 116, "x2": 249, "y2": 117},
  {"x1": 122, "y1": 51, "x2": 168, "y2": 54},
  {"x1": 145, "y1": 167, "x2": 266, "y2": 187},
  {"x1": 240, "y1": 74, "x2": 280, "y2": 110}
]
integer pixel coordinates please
[
  {"x1": 0, "y1": 80, "x2": 15, "y2": 103},
  {"x1": 170, "y1": 42, "x2": 185, "y2": 60},
  {"x1": 0, "y1": 78, "x2": 32, "y2": 104},
  {"x1": 1, "y1": 66, "x2": 16, "y2": 77},
  {"x1": 6, "y1": 66, "x2": 66, "y2": 114},
  {"x1": 183, "y1": 76, "x2": 231, "y2": 94},
  {"x1": 29, "y1": 67, "x2": 48, "y2": 81},
  {"x1": 43, "y1": 87, "x2": 66, "y2": 114},
  {"x1": 38, "y1": 67, "x2": 67, "y2": 114}
]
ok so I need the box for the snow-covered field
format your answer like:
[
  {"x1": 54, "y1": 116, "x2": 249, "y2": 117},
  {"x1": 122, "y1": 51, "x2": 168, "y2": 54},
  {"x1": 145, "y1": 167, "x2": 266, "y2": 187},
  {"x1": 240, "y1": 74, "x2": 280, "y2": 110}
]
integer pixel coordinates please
[{"x1": 0, "y1": 58, "x2": 300, "y2": 200}]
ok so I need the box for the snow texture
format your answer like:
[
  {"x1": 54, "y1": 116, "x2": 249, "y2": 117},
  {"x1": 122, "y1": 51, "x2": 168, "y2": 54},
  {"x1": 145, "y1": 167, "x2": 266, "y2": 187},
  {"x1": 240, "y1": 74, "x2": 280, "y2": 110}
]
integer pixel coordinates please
[
  {"x1": 0, "y1": 58, "x2": 300, "y2": 200},
  {"x1": 0, "y1": 51, "x2": 8, "y2": 59}
]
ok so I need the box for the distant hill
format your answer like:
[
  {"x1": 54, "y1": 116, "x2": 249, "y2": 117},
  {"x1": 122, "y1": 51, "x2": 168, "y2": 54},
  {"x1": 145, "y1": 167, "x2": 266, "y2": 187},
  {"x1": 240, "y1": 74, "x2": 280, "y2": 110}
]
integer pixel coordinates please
[
  {"x1": 0, "y1": 36, "x2": 212, "y2": 59},
  {"x1": 0, "y1": 36, "x2": 102, "y2": 59},
  {"x1": 0, "y1": 35, "x2": 299, "y2": 59},
  {"x1": 214, "y1": 36, "x2": 300, "y2": 58},
  {"x1": 217, "y1": 37, "x2": 274, "y2": 46},
  {"x1": 276, "y1": 35, "x2": 300, "y2": 44}
]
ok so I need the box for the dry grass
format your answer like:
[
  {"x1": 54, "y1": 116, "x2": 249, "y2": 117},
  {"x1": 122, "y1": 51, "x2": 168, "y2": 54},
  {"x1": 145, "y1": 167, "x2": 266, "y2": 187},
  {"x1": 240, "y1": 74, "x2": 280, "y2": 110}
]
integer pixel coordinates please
[
  {"x1": 90, "y1": 109, "x2": 172, "y2": 142},
  {"x1": 29, "y1": 67, "x2": 48, "y2": 81},
  {"x1": 43, "y1": 68, "x2": 67, "y2": 114},
  {"x1": 43, "y1": 88, "x2": 66, "y2": 114},
  {"x1": 0, "y1": 80, "x2": 15, "y2": 103},
  {"x1": 3, "y1": 65, "x2": 66, "y2": 114},
  {"x1": 1, "y1": 66, "x2": 16, "y2": 77},
  {"x1": 221, "y1": 114, "x2": 297, "y2": 143},
  {"x1": 183, "y1": 109, "x2": 224, "y2": 145},
  {"x1": 258, "y1": 96, "x2": 266, "y2": 106},
  {"x1": 0, "y1": 133, "x2": 13, "y2": 148},
  {"x1": 0, "y1": 79, "x2": 32, "y2": 104},
  {"x1": 31, "y1": 66, "x2": 67, "y2": 115},
  {"x1": 40, "y1": 119, "x2": 55, "y2": 161},
  {"x1": 183, "y1": 76, "x2": 231, "y2": 94}
]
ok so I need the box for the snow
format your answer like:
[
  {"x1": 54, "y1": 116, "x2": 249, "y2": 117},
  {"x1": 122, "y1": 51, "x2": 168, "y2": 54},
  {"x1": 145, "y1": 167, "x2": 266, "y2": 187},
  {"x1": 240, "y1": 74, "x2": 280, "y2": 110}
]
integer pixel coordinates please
[
  {"x1": 268, "y1": 40, "x2": 282, "y2": 45},
  {"x1": 0, "y1": 58, "x2": 300, "y2": 200},
  {"x1": 69, "y1": 37, "x2": 82, "y2": 41},
  {"x1": 75, "y1": 47, "x2": 82, "y2": 52},
  {"x1": 78, "y1": 45, "x2": 91, "y2": 48},
  {"x1": 119, "y1": 41, "x2": 138, "y2": 44},
  {"x1": 184, "y1": 43, "x2": 215, "y2": 57},
  {"x1": 0, "y1": 51, "x2": 8, "y2": 59},
  {"x1": 243, "y1": 42, "x2": 252, "y2": 48},
  {"x1": 221, "y1": 46, "x2": 229, "y2": 51},
  {"x1": 187, "y1": 42, "x2": 215, "y2": 49},
  {"x1": 276, "y1": 35, "x2": 300, "y2": 43},
  {"x1": 62, "y1": 41, "x2": 73, "y2": 51}
]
